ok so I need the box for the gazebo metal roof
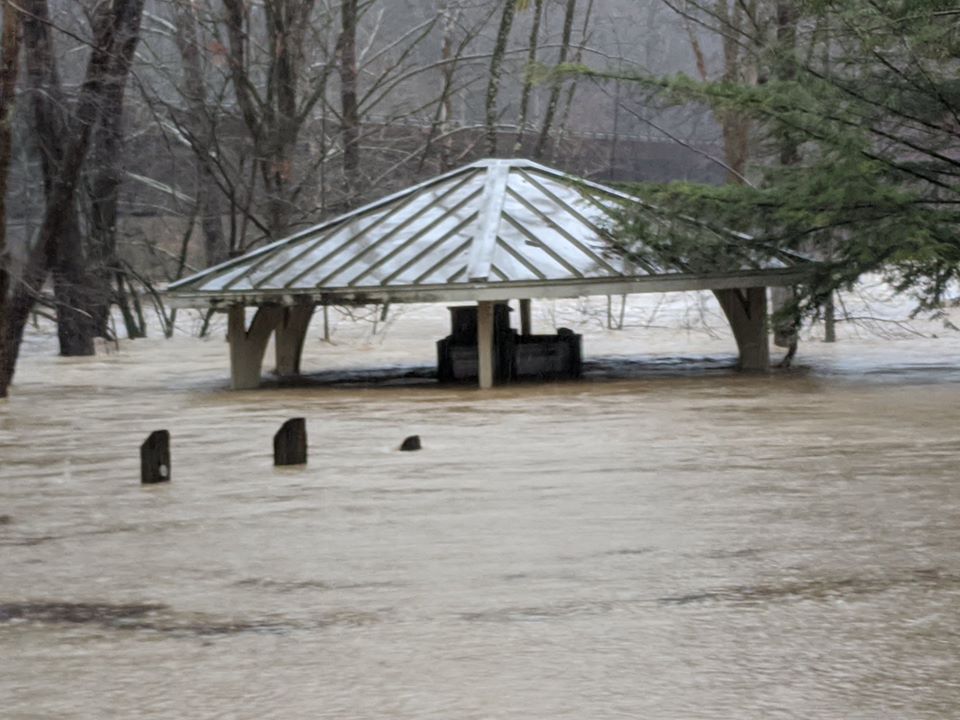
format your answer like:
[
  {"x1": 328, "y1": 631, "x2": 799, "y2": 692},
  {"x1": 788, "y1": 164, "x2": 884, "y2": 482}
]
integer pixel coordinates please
[{"x1": 168, "y1": 158, "x2": 806, "y2": 306}]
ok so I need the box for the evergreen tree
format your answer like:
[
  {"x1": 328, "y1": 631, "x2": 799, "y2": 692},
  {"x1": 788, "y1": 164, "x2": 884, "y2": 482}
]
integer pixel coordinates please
[{"x1": 603, "y1": 0, "x2": 959, "y2": 317}]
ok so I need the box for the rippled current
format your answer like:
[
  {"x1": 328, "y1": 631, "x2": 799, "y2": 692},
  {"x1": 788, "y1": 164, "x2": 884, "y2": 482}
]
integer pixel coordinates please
[{"x1": 2, "y1": 301, "x2": 959, "y2": 719}]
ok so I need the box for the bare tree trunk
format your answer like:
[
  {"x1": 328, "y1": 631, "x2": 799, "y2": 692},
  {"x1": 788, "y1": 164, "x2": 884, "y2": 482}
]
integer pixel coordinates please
[
  {"x1": 0, "y1": 0, "x2": 146, "y2": 392},
  {"x1": 717, "y1": 0, "x2": 753, "y2": 184},
  {"x1": 513, "y1": 0, "x2": 544, "y2": 154},
  {"x1": 85, "y1": 0, "x2": 146, "y2": 336},
  {"x1": 421, "y1": 1, "x2": 490, "y2": 172},
  {"x1": 0, "y1": 0, "x2": 24, "y2": 398},
  {"x1": 51, "y1": 225, "x2": 94, "y2": 355},
  {"x1": 776, "y1": 2, "x2": 798, "y2": 167},
  {"x1": 485, "y1": 0, "x2": 518, "y2": 156},
  {"x1": 772, "y1": 1, "x2": 800, "y2": 359},
  {"x1": 264, "y1": 0, "x2": 314, "y2": 231},
  {"x1": 172, "y1": 0, "x2": 227, "y2": 267},
  {"x1": 197, "y1": 156, "x2": 228, "y2": 264},
  {"x1": 553, "y1": 0, "x2": 594, "y2": 154},
  {"x1": 221, "y1": 0, "x2": 326, "y2": 237},
  {"x1": 608, "y1": 77, "x2": 621, "y2": 178},
  {"x1": 437, "y1": 1, "x2": 458, "y2": 168},
  {"x1": 533, "y1": 0, "x2": 576, "y2": 159},
  {"x1": 338, "y1": 0, "x2": 360, "y2": 199},
  {"x1": 21, "y1": 0, "x2": 95, "y2": 356}
]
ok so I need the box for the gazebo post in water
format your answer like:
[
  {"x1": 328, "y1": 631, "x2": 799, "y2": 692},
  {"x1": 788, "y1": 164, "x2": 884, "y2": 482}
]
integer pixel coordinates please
[
  {"x1": 228, "y1": 304, "x2": 284, "y2": 390},
  {"x1": 476, "y1": 300, "x2": 496, "y2": 390},
  {"x1": 228, "y1": 303, "x2": 315, "y2": 389}
]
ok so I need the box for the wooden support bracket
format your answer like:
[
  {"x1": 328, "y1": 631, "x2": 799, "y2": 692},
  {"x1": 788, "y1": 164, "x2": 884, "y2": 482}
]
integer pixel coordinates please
[
  {"x1": 228, "y1": 304, "x2": 284, "y2": 389},
  {"x1": 275, "y1": 304, "x2": 315, "y2": 377},
  {"x1": 714, "y1": 287, "x2": 770, "y2": 371}
]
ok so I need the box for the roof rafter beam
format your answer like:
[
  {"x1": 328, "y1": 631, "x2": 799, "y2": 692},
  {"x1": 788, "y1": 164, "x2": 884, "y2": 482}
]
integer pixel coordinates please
[
  {"x1": 263, "y1": 176, "x2": 473, "y2": 290},
  {"x1": 347, "y1": 184, "x2": 482, "y2": 286},
  {"x1": 381, "y1": 213, "x2": 477, "y2": 285},
  {"x1": 503, "y1": 188, "x2": 621, "y2": 275},
  {"x1": 494, "y1": 237, "x2": 547, "y2": 280},
  {"x1": 282, "y1": 171, "x2": 482, "y2": 290}
]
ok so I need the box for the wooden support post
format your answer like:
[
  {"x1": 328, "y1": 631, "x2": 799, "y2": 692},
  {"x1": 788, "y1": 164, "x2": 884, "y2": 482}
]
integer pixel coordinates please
[
  {"x1": 275, "y1": 305, "x2": 315, "y2": 377},
  {"x1": 477, "y1": 300, "x2": 495, "y2": 389},
  {"x1": 714, "y1": 287, "x2": 770, "y2": 371},
  {"x1": 141, "y1": 430, "x2": 170, "y2": 484},
  {"x1": 274, "y1": 418, "x2": 307, "y2": 466},
  {"x1": 228, "y1": 304, "x2": 284, "y2": 390},
  {"x1": 519, "y1": 298, "x2": 532, "y2": 336}
]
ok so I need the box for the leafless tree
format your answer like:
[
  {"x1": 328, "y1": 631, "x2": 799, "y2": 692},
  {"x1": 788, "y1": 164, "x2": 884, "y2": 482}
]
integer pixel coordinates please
[
  {"x1": 512, "y1": 0, "x2": 543, "y2": 153},
  {"x1": 170, "y1": 0, "x2": 228, "y2": 267},
  {"x1": 533, "y1": 0, "x2": 576, "y2": 159},
  {"x1": 337, "y1": 0, "x2": 360, "y2": 196},
  {"x1": 0, "y1": 0, "x2": 146, "y2": 394},
  {"x1": 22, "y1": 0, "x2": 95, "y2": 355},
  {"x1": 220, "y1": 0, "x2": 334, "y2": 236},
  {"x1": 0, "y1": 0, "x2": 24, "y2": 398},
  {"x1": 484, "y1": 0, "x2": 517, "y2": 155}
]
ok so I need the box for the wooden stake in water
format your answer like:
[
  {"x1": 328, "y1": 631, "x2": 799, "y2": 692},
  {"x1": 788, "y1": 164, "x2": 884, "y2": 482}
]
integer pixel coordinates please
[
  {"x1": 400, "y1": 435, "x2": 421, "y2": 452},
  {"x1": 141, "y1": 430, "x2": 171, "y2": 484},
  {"x1": 274, "y1": 418, "x2": 307, "y2": 465}
]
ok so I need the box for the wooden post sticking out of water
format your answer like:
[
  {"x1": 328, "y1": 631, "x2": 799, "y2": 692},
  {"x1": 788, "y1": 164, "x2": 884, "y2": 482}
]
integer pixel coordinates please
[
  {"x1": 141, "y1": 430, "x2": 171, "y2": 484},
  {"x1": 274, "y1": 418, "x2": 307, "y2": 466},
  {"x1": 400, "y1": 435, "x2": 421, "y2": 452}
]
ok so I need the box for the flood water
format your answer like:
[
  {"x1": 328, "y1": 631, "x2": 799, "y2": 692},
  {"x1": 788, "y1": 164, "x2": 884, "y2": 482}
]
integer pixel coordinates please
[{"x1": 2, "y1": 296, "x2": 960, "y2": 719}]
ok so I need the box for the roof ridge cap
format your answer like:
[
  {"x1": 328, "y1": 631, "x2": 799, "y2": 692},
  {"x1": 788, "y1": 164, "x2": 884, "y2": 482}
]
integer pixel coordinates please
[{"x1": 465, "y1": 162, "x2": 511, "y2": 281}]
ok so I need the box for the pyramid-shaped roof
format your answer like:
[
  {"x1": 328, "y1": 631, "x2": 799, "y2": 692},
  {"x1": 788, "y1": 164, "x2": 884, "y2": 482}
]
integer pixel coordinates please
[{"x1": 169, "y1": 158, "x2": 805, "y2": 305}]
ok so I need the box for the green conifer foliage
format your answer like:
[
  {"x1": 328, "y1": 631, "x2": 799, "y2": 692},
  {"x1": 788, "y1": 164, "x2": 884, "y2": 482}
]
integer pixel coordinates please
[{"x1": 606, "y1": 1, "x2": 959, "y2": 316}]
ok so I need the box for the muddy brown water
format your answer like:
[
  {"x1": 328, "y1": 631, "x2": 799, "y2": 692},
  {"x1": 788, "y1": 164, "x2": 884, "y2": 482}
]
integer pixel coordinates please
[{"x1": 2, "y1": 303, "x2": 960, "y2": 719}]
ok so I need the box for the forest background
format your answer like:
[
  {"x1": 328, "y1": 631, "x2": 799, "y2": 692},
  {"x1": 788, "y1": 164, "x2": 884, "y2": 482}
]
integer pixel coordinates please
[{"x1": 0, "y1": 0, "x2": 956, "y2": 397}]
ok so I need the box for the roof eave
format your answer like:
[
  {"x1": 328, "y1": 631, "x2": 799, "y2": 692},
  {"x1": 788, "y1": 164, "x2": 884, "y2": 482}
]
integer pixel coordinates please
[{"x1": 165, "y1": 266, "x2": 813, "y2": 309}]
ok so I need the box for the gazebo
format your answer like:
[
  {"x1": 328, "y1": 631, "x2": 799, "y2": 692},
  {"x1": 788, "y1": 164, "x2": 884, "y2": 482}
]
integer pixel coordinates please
[{"x1": 168, "y1": 158, "x2": 808, "y2": 389}]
